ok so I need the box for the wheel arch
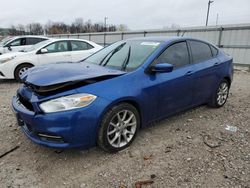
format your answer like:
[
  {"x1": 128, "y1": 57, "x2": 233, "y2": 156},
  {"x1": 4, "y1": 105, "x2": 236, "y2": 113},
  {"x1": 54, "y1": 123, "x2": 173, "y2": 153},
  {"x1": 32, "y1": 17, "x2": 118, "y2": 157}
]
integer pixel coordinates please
[
  {"x1": 14, "y1": 62, "x2": 34, "y2": 76},
  {"x1": 98, "y1": 97, "x2": 143, "y2": 129},
  {"x1": 223, "y1": 76, "x2": 231, "y2": 88}
]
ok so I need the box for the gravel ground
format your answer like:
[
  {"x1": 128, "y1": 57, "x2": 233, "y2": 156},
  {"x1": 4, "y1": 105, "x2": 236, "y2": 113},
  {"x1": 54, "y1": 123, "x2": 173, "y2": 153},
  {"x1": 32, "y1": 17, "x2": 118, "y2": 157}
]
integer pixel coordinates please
[{"x1": 0, "y1": 71, "x2": 249, "y2": 188}]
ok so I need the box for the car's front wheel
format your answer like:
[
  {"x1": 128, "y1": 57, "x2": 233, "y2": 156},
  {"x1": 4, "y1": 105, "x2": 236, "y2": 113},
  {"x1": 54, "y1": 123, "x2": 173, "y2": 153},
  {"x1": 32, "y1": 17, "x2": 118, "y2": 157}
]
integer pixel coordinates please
[
  {"x1": 14, "y1": 63, "x2": 33, "y2": 82},
  {"x1": 209, "y1": 79, "x2": 230, "y2": 108},
  {"x1": 98, "y1": 103, "x2": 140, "y2": 152}
]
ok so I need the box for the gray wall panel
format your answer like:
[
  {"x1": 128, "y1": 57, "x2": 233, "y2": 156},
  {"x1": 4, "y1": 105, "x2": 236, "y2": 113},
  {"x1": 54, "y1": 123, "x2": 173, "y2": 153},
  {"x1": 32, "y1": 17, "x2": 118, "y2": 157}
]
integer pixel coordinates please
[{"x1": 49, "y1": 24, "x2": 250, "y2": 65}]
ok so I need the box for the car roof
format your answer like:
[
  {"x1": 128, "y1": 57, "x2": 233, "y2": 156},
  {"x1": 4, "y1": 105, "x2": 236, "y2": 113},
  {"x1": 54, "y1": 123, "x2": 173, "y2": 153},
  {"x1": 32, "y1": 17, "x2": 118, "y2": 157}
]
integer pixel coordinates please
[
  {"x1": 126, "y1": 36, "x2": 211, "y2": 44},
  {"x1": 46, "y1": 38, "x2": 92, "y2": 42},
  {"x1": 11, "y1": 35, "x2": 49, "y2": 39}
]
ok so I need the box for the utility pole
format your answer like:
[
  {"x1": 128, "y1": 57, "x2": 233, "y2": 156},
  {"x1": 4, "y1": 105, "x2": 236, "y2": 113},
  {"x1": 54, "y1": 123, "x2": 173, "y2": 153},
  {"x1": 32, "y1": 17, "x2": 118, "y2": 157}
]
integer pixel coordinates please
[
  {"x1": 206, "y1": 0, "x2": 214, "y2": 26},
  {"x1": 104, "y1": 17, "x2": 108, "y2": 32},
  {"x1": 216, "y1": 13, "x2": 219, "y2": 26}
]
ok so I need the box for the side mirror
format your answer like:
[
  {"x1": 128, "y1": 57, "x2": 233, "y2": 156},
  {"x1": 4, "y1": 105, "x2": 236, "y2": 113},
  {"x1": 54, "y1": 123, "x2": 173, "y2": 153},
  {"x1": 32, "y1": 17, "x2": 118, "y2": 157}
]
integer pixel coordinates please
[
  {"x1": 8, "y1": 46, "x2": 12, "y2": 51},
  {"x1": 151, "y1": 63, "x2": 173, "y2": 73},
  {"x1": 40, "y1": 48, "x2": 48, "y2": 54}
]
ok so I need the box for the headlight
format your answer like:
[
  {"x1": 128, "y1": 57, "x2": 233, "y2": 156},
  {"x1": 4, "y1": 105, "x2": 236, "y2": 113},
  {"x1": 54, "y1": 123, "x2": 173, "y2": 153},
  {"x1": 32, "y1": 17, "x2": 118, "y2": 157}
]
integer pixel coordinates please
[
  {"x1": 0, "y1": 56, "x2": 15, "y2": 64},
  {"x1": 39, "y1": 93, "x2": 97, "y2": 113}
]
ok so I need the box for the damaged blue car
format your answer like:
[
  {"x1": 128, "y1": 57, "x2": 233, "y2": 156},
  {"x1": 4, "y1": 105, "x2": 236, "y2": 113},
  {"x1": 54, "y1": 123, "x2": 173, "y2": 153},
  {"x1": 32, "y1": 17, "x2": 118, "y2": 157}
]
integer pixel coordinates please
[{"x1": 12, "y1": 37, "x2": 233, "y2": 152}]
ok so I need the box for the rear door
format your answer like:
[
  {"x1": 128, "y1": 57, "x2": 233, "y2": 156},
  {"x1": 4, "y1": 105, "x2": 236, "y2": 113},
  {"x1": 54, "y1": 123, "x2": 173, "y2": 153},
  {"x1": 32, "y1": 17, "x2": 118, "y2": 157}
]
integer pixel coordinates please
[
  {"x1": 37, "y1": 41, "x2": 71, "y2": 65},
  {"x1": 25, "y1": 37, "x2": 47, "y2": 51},
  {"x1": 155, "y1": 41, "x2": 195, "y2": 118},
  {"x1": 69, "y1": 40, "x2": 97, "y2": 62},
  {"x1": 188, "y1": 40, "x2": 220, "y2": 105}
]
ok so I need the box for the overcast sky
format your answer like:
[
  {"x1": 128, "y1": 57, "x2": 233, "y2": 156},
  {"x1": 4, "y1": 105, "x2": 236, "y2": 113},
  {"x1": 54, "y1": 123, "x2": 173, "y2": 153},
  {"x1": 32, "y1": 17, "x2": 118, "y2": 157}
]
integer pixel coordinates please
[{"x1": 0, "y1": 0, "x2": 250, "y2": 29}]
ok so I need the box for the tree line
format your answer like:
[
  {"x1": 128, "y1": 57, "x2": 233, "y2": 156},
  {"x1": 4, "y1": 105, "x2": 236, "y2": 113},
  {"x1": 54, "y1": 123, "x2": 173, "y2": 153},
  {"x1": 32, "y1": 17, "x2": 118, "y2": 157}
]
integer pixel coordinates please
[{"x1": 8, "y1": 18, "x2": 129, "y2": 36}]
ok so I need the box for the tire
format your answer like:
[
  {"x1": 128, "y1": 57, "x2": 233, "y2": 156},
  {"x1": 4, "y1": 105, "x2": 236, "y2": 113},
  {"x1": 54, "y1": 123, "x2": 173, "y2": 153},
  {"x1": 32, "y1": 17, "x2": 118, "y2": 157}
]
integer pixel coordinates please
[
  {"x1": 208, "y1": 79, "x2": 230, "y2": 108},
  {"x1": 98, "y1": 103, "x2": 140, "y2": 153},
  {"x1": 14, "y1": 63, "x2": 33, "y2": 82}
]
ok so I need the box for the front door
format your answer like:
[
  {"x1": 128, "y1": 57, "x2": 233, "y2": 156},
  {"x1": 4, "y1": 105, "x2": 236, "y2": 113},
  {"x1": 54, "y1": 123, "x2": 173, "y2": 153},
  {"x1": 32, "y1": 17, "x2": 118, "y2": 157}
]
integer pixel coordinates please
[
  {"x1": 37, "y1": 41, "x2": 72, "y2": 65},
  {"x1": 5, "y1": 37, "x2": 26, "y2": 53},
  {"x1": 155, "y1": 41, "x2": 194, "y2": 118}
]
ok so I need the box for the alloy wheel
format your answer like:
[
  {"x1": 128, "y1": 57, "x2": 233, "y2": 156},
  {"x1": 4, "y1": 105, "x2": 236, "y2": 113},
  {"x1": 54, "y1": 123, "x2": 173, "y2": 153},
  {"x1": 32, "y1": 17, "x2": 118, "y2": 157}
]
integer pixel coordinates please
[
  {"x1": 107, "y1": 110, "x2": 137, "y2": 148},
  {"x1": 217, "y1": 82, "x2": 229, "y2": 106}
]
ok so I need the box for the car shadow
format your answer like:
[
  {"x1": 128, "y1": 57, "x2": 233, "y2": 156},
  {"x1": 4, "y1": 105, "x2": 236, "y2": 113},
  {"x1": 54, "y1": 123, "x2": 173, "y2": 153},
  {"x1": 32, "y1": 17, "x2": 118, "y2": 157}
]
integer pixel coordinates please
[
  {"x1": 0, "y1": 79, "x2": 18, "y2": 84},
  {"x1": 31, "y1": 104, "x2": 210, "y2": 160}
]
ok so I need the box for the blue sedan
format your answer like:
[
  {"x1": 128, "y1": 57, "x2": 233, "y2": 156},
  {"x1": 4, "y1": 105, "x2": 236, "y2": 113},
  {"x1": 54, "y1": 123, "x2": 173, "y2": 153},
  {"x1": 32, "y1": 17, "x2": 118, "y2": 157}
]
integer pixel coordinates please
[{"x1": 12, "y1": 37, "x2": 233, "y2": 152}]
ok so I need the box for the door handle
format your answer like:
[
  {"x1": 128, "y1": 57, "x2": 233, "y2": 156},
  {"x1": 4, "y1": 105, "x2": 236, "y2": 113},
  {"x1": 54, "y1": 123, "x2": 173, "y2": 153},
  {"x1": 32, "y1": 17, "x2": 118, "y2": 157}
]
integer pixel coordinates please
[
  {"x1": 185, "y1": 70, "x2": 194, "y2": 76},
  {"x1": 213, "y1": 62, "x2": 220, "y2": 66}
]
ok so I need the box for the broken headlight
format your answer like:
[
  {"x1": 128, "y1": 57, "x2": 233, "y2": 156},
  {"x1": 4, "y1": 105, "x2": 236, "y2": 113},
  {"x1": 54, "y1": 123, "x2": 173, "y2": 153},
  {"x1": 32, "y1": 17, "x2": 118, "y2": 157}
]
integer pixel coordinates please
[{"x1": 39, "y1": 93, "x2": 97, "y2": 113}]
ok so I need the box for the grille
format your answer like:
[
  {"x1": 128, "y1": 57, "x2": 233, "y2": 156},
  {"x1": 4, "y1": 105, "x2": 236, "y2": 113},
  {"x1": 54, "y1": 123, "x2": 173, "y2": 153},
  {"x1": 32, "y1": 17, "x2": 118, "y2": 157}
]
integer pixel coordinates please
[{"x1": 18, "y1": 94, "x2": 34, "y2": 111}]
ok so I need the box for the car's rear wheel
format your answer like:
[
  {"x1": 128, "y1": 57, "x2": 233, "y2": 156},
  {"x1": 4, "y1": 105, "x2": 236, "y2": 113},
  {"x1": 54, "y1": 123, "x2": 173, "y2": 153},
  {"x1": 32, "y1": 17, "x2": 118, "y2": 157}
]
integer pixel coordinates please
[
  {"x1": 98, "y1": 103, "x2": 140, "y2": 152},
  {"x1": 209, "y1": 79, "x2": 230, "y2": 108},
  {"x1": 14, "y1": 63, "x2": 33, "y2": 82}
]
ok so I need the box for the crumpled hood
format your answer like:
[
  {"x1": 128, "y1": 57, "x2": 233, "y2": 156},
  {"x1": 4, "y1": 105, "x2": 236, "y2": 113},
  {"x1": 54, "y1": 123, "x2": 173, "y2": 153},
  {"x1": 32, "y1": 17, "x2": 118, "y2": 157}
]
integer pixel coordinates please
[{"x1": 21, "y1": 62, "x2": 126, "y2": 91}]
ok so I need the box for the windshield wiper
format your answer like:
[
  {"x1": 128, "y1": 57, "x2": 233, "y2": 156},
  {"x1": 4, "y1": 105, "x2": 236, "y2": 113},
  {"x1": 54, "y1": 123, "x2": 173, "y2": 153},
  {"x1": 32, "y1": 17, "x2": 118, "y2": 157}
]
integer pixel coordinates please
[
  {"x1": 100, "y1": 42, "x2": 126, "y2": 66},
  {"x1": 121, "y1": 46, "x2": 131, "y2": 71}
]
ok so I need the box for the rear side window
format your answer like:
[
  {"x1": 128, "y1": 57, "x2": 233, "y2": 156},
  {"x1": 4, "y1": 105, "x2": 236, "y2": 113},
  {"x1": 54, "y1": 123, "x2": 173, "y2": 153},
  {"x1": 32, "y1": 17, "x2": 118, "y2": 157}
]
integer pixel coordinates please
[
  {"x1": 71, "y1": 41, "x2": 93, "y2": 51},
  {"x1": 189, "y1": 41, "x2": 213, "y2": 63},
  {"x1": 210, "y1": 45, "x2": 218, "y2": 57},
  {"x1": 26, "y1": 38, "x2": 47, "y2": 45},
  {"x1": 157, "y1": 42, "x2": 190, "y2": 69}
]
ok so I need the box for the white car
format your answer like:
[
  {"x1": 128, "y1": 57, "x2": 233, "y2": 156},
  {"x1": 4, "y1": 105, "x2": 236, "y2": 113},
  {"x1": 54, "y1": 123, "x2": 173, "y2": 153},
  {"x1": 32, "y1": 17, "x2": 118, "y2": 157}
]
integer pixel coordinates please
[
  {"x1": 0, "y1": 38, "x2": 103, "y2": 81},
  {"x1": 0, "y1": 35, "x2": 49, "y2": 55}
]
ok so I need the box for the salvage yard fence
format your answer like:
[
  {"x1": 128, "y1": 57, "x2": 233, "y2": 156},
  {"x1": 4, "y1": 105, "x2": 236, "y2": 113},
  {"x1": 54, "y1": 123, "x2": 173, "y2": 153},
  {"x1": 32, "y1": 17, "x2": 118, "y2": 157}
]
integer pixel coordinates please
[{"x1": 49, "y1": 24, "x2": 250, "y2": 70}]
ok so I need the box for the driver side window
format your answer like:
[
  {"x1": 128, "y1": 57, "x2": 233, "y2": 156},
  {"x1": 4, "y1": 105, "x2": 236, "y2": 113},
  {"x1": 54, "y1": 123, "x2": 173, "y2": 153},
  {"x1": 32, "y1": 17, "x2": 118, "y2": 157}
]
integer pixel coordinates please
[
  {"x1": 45, "y1": 41, "x2": 69, "y2": 53},
  {"x1": 157, "y1": 42, "x2": 190, "y2": 69},
  {"x1": 8, "y1": 38, "x2": 26, "y2": 47},
  {"x1": 8, "y1": 39, "x2": 21, "y2": 47}
]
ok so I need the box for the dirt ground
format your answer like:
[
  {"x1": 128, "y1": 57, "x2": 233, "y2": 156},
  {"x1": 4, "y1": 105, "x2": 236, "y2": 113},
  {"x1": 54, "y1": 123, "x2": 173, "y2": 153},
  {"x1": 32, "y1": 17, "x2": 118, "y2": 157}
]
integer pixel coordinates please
[{"x1": 0, "y1": 71, "x2": 249, "y2": 188}]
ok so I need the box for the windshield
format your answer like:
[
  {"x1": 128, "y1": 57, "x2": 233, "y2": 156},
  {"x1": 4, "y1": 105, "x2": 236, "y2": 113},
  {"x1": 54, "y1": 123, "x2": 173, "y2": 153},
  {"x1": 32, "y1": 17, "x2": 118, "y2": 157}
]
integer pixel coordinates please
[
  {"x1": 0, "y1": 37, "x2": 13, "y2": 46},
  {"x1": 24, "y1": 40, "x2": 51, "y2": 52},
  {"x1": 84, "y1": 40, "x2": 162, "y2": 72}
]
